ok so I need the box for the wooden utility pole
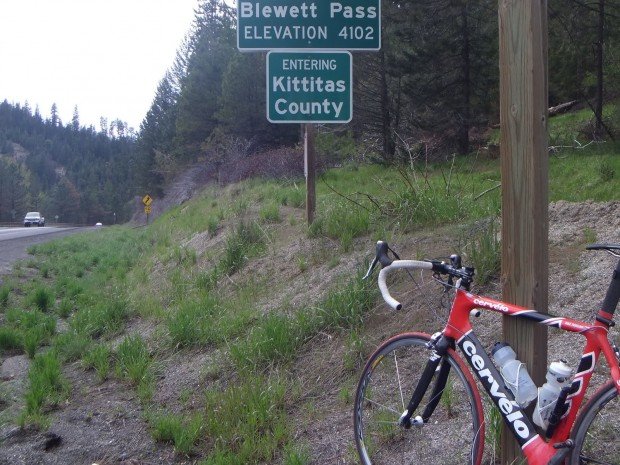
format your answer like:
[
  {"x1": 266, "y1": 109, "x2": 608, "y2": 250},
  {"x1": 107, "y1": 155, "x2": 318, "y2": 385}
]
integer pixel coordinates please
[
  {"x1": 305, "y1": 124, "x2": 316, "y2": 225},
  {"x1": 499, "y1": 1, "x2": 549, "y2": 463}
]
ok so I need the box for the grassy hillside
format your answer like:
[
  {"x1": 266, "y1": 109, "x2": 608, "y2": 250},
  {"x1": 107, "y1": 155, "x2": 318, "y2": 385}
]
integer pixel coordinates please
[{"x1": 0, "y1": 112, "x2": 618, "y2": 463}]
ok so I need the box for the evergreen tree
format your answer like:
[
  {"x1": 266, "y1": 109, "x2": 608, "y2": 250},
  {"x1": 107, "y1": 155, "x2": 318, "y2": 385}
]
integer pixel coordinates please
[
  {"x1": 175, "y1": 0, "x2": 236, "y2": 151},
  {"x1": 72, "y1": 105, "x2": 80, "y2": 131},
  {"x1": 50, "y1": 103, "x2": 61, "y2": 127}
]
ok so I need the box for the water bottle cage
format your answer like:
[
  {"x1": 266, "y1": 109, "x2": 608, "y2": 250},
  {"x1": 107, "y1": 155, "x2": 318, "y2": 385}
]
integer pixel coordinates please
[{"x1": 499, "y1": 362, "x2": 526, "y2": 397}]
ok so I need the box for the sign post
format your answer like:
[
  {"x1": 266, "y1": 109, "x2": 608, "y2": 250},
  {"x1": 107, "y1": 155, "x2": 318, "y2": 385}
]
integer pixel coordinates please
[
  {"x1": 499, "y1": 1, "x2": 549, "y2": 463},
  {"x1": 305, "y1": 124, "x2": 316, "y2": 224},
  {"x1": 238, "y1": 1, "x2": 381, "y2": 226}
]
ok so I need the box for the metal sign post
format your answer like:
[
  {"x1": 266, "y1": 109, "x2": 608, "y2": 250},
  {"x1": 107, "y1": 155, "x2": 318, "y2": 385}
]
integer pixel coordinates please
[{"x1": 305, "y1": 124, "x2": 316, "y2": 224}]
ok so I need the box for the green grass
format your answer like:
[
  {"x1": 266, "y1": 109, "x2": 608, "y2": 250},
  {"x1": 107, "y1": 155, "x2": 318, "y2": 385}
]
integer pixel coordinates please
[
  {"x1": 0, "y1": 327, "x2": 22, "y2": 353},
  {"x1": 230, "y1": 267, "x2": 377, "y2": 372},
  {"x1": 21, "y1": 351, "x2": 69, "y2": 423},
  {"x1": 0, "y1": 285, "x2": 10, "y2": 308},
  {"x1": 4, "y1": 308, "x2": 56, "y2": 358},
  {"x1": 53, "y1": 331, "x2": 92, "y2": 362},
  {"x1": 166, "y1": 295, "x2": 219, "y2": 348},
  {"x1": 549, "y1": 149, "x2": 620, "y2": 201},
  {"x1": 149, "y1": 411, "x2": 205, "y2": 455},
  {"x1": 220, "y1": 221, "x2": 266, "y2": 275},
  {"x1": 1, "y1": 105, "x2": 617, "y2": 460},
  {"x1": 115, "y1": 335, "x2": 152, "y2": 387},
  {"x1": 27, "y1": 284, "x2": 55, "y2": 312},
  {"x1": 201, "y1": 377, "x2": 289, "y2": 464},
  {"x1": 82, "y1": 343, "x2": 112, "y2": 382},
  {"x1": 259, "y1": 202, "x2": 281, "y2": 223}
]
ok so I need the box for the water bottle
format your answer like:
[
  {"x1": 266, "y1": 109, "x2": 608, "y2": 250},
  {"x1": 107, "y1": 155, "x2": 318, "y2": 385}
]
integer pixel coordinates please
[
  {"x1": 533, "y1": 361, "x2": 573, "y2": 429},
  {"x1": 491, "y1": 342, "x2": 538, "y2": 407}
]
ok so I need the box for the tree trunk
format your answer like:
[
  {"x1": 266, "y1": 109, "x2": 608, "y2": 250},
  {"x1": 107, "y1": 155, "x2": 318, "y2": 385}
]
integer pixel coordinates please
[
  {"x1": 379, "y1": 51, "x2": 396, "y2": 157},
  {"x1": 458, "y1": 2, "x2": 471, "y2": 155},
  {"x1": 595, "y1": 0, "x2": 604, "y2": 137}
]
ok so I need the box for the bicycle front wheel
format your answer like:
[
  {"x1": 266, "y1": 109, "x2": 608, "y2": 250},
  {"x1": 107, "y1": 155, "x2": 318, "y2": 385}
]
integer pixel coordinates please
[
  {"x1": 570, "y1": 381, "x2": 620, "y2": 465},
  {"x1": 354, "y1": 332, "x2": 485, "y2": 465}
]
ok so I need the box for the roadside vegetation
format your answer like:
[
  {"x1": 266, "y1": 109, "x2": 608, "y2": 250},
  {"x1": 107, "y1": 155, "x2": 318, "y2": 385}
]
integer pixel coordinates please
[{"x1": 0, "y1": 107, "x2": 618, "y2": 463}]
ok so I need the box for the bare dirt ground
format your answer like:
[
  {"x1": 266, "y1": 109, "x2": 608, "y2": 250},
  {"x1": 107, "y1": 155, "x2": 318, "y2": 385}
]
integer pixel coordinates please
[{"x1": 0, "y1": 196, "x2": 618, "y2": 465}]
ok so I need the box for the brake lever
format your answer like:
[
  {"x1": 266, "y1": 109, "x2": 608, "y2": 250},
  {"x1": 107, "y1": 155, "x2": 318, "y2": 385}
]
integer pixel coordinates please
[
  {"x1": 363, "y1": 241, "x2": 395, "y2": 280},
  {"x1": 363, "y1": 256, "x2": 379, "y2": 280}
]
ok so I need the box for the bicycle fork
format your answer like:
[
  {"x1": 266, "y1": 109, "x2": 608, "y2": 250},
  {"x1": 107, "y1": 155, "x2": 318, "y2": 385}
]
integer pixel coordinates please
[{"x1": 398, "y1": 333, "x2": 452, "y2": 428}]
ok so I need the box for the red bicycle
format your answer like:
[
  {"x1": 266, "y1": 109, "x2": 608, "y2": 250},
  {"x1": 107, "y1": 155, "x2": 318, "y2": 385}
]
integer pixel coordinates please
[{"x1": 354, "y1": 241, "x2": 620, "y2": 465}]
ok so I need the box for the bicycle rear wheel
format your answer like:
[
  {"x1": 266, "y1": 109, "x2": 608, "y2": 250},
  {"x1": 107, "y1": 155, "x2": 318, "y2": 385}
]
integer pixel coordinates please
[
  {"x1": 354, "y1": 332, "x2": 485, "y2": 465},
  {"x1": 570, "y1": 381, "x2": 620, "y2": 464}
]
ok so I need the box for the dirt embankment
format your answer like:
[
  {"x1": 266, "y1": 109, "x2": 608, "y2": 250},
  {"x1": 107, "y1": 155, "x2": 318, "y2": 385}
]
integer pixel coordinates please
[{"x1": 1, "y1": 191, "x2": 618, "y2": 464}]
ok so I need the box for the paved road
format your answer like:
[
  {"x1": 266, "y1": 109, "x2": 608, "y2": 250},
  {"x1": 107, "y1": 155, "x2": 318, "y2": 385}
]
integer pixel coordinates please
[{"x1": 0, "y1": 226, "x2": 89, "y2": 276}]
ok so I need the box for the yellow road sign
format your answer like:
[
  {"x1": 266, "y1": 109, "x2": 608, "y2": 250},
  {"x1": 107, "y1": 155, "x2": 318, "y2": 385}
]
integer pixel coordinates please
[
  {"x1": 142, "y1": 194, "x2": 153, "y2": 206},
  {"x1": 144, "y1": 205, "x2": 152, "y2": 214}
]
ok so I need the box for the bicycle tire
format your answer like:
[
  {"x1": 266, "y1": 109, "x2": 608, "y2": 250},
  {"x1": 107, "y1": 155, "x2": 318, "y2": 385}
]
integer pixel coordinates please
[
  {"x1": 354, "y1": 332, "x2": 485, "y2": 465},
  {"x1": 570, "y1": 380, "x2": 620, "y2": 465}
]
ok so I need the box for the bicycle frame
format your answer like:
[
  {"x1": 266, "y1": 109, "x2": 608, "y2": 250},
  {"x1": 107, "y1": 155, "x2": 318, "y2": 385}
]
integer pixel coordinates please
[{"x1": 443, "y1": 289, "x2": 620, "y2": 465}]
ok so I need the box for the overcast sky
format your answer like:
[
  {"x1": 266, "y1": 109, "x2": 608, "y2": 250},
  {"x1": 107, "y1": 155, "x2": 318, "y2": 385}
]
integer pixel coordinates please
[{"x1": 0, "y1": 0, "x2": 201, "y2": 132}]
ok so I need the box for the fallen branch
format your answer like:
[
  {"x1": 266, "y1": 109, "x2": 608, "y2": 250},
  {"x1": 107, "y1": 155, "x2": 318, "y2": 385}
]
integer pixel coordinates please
[{"x1": 548, "y1": 100, "x2": 579, "y2": 117}]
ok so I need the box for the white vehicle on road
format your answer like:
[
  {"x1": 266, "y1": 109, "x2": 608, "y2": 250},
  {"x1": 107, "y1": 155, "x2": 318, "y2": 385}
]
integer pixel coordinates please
[{"x1": 23, "y1": 212, "x2": 45, "y2": 227}]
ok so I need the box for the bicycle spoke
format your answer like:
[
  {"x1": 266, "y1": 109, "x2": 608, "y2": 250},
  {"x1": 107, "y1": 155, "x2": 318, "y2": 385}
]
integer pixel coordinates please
[
  {"x1": 355, "y1": 335, "x2": 484, "y2": 465},
  {"x1": 364, "y1": 396, "x2": 401, "y2": 416}
]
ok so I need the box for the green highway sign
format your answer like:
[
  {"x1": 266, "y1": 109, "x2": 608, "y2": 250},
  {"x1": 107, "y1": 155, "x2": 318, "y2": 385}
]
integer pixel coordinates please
[
  {"x1": 238, "y1": 1, "x2": 380, "y2": 50},
  {"x1": 267, "y1": 51, "x2": 352, "y2": 123}
]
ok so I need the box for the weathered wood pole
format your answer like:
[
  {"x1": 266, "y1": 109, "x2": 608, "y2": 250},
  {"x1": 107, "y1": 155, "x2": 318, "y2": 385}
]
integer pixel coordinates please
[
  {"x1": 305, "y1": 124, "x2": 316, "y2": 225},
  {"x1": 499, "y1": 0, "x2": 549, "y2": 463}
]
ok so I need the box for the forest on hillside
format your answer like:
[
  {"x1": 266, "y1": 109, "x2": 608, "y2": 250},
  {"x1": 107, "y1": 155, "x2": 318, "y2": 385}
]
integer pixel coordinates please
[
  {"x1": 1, "y1": 0, "x2": 619, "y2": 223},
  {"x1": 0, "y1": 101, "x2": 135, "y2": 224},
  {"x1": 137, "y1": 0, "x2": 620, "y2": 191}
]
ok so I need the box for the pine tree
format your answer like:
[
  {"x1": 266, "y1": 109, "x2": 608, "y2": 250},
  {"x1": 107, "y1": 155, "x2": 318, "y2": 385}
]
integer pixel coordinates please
[{"x1": 72, "y1": 105, "x2": 80, "y2": 131}]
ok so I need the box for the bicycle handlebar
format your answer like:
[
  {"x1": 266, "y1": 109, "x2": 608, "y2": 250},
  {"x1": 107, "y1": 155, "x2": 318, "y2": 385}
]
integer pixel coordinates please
[
  {"x1": 378, "y1": 260, "x2": 433, "y2": 310},
  {"x1": 367, "y1": 240, "x2": 475, "y2": 310}
]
